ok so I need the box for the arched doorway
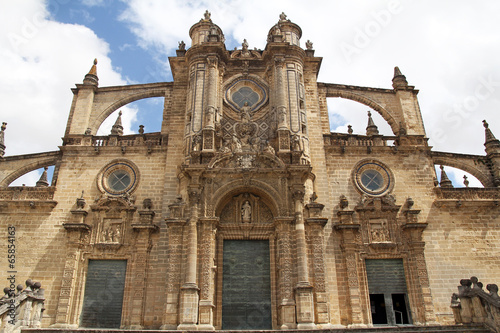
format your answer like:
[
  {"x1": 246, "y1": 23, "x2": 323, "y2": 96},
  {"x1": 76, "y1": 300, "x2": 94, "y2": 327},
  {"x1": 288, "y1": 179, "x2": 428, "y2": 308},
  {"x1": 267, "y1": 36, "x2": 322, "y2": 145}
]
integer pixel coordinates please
[{"x1": 214, "y1": 190, "x2": 278, "y2": 330}]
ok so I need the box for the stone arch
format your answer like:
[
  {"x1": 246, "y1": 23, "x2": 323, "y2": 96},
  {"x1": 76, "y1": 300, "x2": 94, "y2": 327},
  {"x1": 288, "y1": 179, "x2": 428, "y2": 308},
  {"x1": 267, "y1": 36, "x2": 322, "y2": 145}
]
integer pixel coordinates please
[
  {"x1": 211, "y1": 179, "x2": 284, "y2": 218},
  {"x1": 432, "y1": 157, "x2": 492, "y2": 187},
  {"x1": 90, "y1": 89, "x2": 167, "y2": 133},
  {"x1": 327, "y1": 90, "x2": 399, "y2": 135},
  {"x1": 1, "y1": 156, "x2": 59, "y2": 187}
]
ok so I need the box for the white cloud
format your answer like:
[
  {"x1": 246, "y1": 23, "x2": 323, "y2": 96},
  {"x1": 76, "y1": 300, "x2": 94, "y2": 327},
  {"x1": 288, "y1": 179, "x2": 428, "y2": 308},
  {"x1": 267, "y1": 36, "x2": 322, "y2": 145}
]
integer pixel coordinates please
[{"x1": 0, "y1": 0, "x2": 130, "y2": 156}]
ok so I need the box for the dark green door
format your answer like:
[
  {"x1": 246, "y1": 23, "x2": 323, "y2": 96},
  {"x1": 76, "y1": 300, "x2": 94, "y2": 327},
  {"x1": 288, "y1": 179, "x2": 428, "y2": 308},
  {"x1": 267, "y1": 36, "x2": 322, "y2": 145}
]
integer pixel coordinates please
[
  {"x1": 222, "y1": 240, "x2": 272, "y2": 329},
  {"x1": 80, "y1": 260, "x2": 127, "y2": 328}
]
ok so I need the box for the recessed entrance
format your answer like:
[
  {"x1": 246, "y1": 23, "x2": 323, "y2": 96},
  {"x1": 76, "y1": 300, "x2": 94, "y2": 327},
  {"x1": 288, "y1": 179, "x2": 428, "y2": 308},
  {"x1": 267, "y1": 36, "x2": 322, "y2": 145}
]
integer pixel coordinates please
[
  {"x1": 222, "y1": 240, "x2": 272, "y2": 329},
  {"x1": 80, "y1": 260, "x2": 127, "y2": 328},
  {"x1": 366, "y1": 259, "x2": 411, "y2": 325}
]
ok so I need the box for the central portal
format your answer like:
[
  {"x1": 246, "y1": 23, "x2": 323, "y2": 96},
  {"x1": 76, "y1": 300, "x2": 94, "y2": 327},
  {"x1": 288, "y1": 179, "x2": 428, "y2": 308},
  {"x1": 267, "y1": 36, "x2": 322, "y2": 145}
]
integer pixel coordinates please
[{"x1": 222, "y1": 240, "x2": 272, "y2": 329}]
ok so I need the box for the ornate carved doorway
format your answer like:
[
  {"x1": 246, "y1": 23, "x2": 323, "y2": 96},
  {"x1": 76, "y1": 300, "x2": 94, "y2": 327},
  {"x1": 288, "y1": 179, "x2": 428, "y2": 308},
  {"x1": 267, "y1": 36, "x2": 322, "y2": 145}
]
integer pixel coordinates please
[{"x1": 221, "y1": 240, "x2": 272, "y2": 329}]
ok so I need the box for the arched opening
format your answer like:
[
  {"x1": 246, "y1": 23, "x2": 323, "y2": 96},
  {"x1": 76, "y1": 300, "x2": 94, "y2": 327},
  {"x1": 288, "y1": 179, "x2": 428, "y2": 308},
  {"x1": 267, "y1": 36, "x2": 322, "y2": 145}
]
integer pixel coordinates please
[
  {"x1": 96, "y1": 97, "x2": 164, "y2": 135},
  {"x1": 9, "y1": 165, "x2": 55, "y2": 187},
  {"x1": 327, "y1": 98, "x2": 394, "y2": 136},
  {"x1": 435, "y1": 165, "x2": 484, "y2": 188},
  {"x1": 212, "y1": 186, "x2": 279, "y2": 330}
]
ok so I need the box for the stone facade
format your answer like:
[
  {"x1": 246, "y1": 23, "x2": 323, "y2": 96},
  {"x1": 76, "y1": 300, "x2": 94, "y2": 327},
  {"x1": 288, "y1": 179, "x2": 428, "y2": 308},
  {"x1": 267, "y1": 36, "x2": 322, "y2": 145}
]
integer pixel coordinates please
[{"x1": 0, "y1": 12, "x2": 499, "y2": 330}]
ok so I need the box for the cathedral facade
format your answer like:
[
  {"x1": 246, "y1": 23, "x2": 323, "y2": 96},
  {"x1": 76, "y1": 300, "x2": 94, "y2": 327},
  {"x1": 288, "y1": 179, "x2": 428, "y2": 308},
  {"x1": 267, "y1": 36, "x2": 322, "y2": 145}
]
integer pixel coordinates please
[{"x1": 0, "y1": 12, "x2": 499, "y2": 330}]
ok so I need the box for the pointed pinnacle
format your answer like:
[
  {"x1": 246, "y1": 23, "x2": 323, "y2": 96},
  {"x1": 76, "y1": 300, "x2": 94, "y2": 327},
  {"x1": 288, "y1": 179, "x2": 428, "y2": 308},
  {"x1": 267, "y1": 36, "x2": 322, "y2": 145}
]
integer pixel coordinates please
[
  {"x1": 88, "y1": 58, "x2": 97, "y2": 76},
  {"x1": 439, "y1": 165, "x2": 453, "y2": 188}
]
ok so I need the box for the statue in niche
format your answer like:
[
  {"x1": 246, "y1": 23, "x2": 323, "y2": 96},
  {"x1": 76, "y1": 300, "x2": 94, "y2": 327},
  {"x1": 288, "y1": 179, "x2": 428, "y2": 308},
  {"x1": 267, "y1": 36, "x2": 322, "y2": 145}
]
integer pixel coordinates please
[
  {"x1": 192, "y1": 135, "x2": 202, "y2": 151},
  {"x1": 241, "y1": 200, "x2": 251, "y2": 223},
  {"x1": 292, "y1": 135, "x2": 301, "y2": 151}
]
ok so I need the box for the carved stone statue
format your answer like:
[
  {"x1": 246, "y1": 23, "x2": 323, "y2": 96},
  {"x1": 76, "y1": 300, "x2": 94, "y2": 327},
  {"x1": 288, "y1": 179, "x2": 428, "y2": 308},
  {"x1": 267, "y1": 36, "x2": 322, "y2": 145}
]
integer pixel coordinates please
[
  {"x1": 231, "y1": 135, "x2": 242, "y2": 153},
  {"x1": 240, "y1": 102, "x2": 251, "y2": 122},
  {"x1": 178, "y1": 40, "x2": 186, "y2": 50},
  {"x1": 241, "y1": 200, "x2": 251, "y2": 222},
  {"x1": 0, "y1": 122, "x2": 6, "y2": 146},
  {"x1": 292, "y1": 135, "x2": 301, "y2": 151},
  {"x1": 279, "y1": 12, "x2": 287, "y2": 21},
  {"x1": 192, "y1": 135, "x2": 202, "y2": 151},
  {"x1": 204, "y1": 10, "x2": 211, "y2": 21},
  {"x1": 306, "y1": 40, "x2": 313, "y2": 50}
]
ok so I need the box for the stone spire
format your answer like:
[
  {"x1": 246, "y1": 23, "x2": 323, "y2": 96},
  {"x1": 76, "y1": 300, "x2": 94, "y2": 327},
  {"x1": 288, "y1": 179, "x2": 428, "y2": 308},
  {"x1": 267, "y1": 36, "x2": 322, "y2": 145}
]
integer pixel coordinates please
[
  {"x1": 366, "y1": 111, "x2": 379, "y2": 136},
  {"x1": 439, "y1": 165, "x2": 453, "y2": 188},
  {"x1": 83, "y1": 58, "x2": 99, "y2": 86},
  {"x1": 392, "y1": 66, "x2": 408, "y2": 90},
  {"x1": 483, "y1": 120, "x2": 500, "y2": 144},
  {"x1": 0, "y1": 122, "x2": 6, "y2": 157},
  {"x1": 111, "y1": 111, "x2": 124, "y2": 136},
  {"x1": 36, "y1": 167, "x2": 49, "y2": 187}
]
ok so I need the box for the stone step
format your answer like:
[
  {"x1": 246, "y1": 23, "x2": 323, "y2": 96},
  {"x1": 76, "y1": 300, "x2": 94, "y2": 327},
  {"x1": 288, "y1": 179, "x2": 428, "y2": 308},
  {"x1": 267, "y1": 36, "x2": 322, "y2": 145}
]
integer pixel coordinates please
[{"x1": 22, "y1": 324, "x2": 492, "y2": 333}]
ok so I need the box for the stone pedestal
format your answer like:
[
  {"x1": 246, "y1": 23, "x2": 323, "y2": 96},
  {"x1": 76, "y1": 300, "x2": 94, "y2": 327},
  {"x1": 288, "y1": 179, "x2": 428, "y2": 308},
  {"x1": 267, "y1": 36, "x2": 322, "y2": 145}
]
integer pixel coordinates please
[
  {"x1": 295, "y1": 284, "x2": 316, "y2": 329},
  {"x1": 177, "y1": 284, "x2": 200, "y2": 330}
]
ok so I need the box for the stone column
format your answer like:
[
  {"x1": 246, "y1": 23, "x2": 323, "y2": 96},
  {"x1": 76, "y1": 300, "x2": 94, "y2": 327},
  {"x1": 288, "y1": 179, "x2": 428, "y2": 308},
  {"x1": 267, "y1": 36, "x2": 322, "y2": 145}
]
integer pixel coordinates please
[
  {"x1": 275, "y1": 217, "x2": 296, "y2": 329},
  {"x1": 51, "y1": 222, "x2": 90, "y2": 328},
  {"x1": 334, "y1": 210, "x2": 365, "y2": 326},
  {"x1": 292, "y1": 186, "x2": 315, "y2": 329},
  {"x1": 178, "y1": 186, "x2": 201, "y2": 330},
  {"x1": 124, "y1": 208, "x2": 158, "y2": 329},
  {"x1": 305, "y1": 203, "x2": 330, "y2": 327},
  {"x1": 275, "y1": 56, "x2": 291, "y2": 154},
  {"x1": 198, "y1": 217, "x2": 218, "y2": 330},
  {"x1": 402, "y1": 211, "x2": 437, "y2": 325},
  {"x1": 204, "y1": 56, "x2": 218, "y2": 131}
]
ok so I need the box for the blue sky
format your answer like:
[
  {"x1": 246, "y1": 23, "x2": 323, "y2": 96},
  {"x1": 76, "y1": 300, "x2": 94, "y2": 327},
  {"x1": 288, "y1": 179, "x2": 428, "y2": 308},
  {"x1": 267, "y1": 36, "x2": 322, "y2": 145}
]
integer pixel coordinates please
[{"x1": 2, "y1": 0, "x2": 500, "y2": 187}]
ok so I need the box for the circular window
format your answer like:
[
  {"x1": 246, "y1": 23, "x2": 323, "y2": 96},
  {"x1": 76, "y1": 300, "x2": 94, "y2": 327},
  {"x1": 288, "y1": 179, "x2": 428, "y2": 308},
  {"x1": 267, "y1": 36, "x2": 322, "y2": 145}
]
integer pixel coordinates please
[
  {"x1": 97, "y1": 161, "x2": 139, "y2": 195},
  {"x1": 353, "y1": 160, "x2": 394, "y2": 196}
]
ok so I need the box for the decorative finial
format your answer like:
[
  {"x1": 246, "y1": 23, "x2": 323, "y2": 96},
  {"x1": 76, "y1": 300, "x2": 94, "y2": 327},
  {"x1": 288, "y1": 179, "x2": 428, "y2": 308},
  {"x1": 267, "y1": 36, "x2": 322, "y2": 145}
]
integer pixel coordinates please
[
  {"x1": 88, "y1": 58, "x2": 97, "y2": 75},
  {"x1": 392, "y1": 66, "x2": 408, "y2": 90},
  {"x1": 110, "y1": 110, "x2": 124, "y2": 136},
  {"x1": 483, "y1": 119, "x2": 499, "y2": 144},
  {"x1": 204, "y1": 10, "x2": 211, "y2": 21},
  {"x1": 35, "y1": 167, "x2": 49, "y2": 187},
  {"x1": 242, "y1": 39, "x2": 249, "y2": 51},
  {"x1": 0, "y1": 122, "x2": 6, "y2": 157},
  {"x1": 439, "y1": 165, "x2": 453, "y2": 188},
  {"x1": 366, "y1": 111, "x2": 379, "y2": 136},
  {"x1": 139, "y1": 125, "x2": 144, "y2": 135},
  {"x1": 339, "y1": 195, "x2": 349, "y2": 209},
  {"x1": 347, "y1": 124, "x2": 353, "y2": 134},
  {"x1": 76, "y1": 191, "x2": 86, "y2": 209},
  {"x1": 463, "y1": 175, "x2": 469, "y2": 187},
  {"x1": 83, "y1": 58, "x2": 98, "y2": 86}
]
